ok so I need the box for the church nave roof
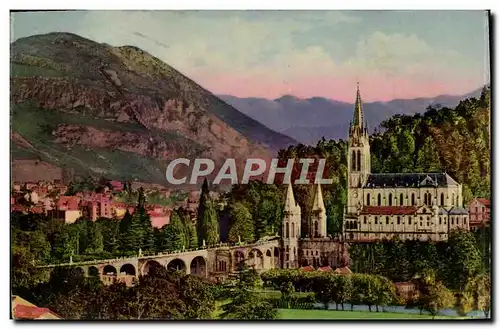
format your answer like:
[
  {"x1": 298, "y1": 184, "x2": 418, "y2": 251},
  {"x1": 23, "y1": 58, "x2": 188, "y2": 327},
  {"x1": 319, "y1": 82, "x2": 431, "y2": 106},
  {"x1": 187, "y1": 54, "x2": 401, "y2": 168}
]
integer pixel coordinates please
[{"x1": 364, "y1": 173, "x2": 459, "y2": 188}]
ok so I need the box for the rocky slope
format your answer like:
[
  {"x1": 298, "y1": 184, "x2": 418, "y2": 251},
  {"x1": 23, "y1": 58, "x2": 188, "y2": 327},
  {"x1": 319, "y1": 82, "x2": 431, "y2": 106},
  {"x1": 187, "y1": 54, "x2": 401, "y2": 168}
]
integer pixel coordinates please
[{"x1": 11, "y1": 33, "x2": 295, "y2": 186}]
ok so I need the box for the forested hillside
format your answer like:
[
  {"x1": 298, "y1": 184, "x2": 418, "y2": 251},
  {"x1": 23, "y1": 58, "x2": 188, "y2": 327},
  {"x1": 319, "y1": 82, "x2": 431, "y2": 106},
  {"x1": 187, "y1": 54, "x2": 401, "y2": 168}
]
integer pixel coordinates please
[{"x1": 371, "y1": 86, "x2": 490, "y2": 203}]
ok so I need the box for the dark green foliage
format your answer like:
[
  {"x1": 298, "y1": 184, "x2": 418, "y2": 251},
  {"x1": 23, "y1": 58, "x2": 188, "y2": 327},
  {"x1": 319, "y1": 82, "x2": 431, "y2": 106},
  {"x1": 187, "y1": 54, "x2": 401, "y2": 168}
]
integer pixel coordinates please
[
  {"x1": 445, "y1": 229, "x2": 482, "y2": 290},
  {"x1": 348, "y1": 230, "x2": 483, "y2": 289},
  {"x1": 277, "y1": 139, "x2": 348, "y2": 236},
  {"x1": 19, "y1": 265, "x2": 215, "y2": 319},
  {"x1": 228, "y1": 202, "x2": 254, "y2": 243},
  {"x1": 164, "y1": 212, "x2": 187, "y2": 251},
  {"x1": 221, "y1": 265, "x2": 277, "y2": 320},
  {"x1": 228, "y1": 180, "x2": 285, "y2": 240},
  {"x1": 372, "y1": 87, "x2": 490, "y2": 201}
]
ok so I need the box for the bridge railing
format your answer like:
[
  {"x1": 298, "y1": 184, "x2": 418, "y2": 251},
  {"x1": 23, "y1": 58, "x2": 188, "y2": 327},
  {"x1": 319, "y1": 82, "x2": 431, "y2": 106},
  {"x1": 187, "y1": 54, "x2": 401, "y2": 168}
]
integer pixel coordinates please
[{"x1": 37, "y1": 237, "x2": 280, "y2": 268}]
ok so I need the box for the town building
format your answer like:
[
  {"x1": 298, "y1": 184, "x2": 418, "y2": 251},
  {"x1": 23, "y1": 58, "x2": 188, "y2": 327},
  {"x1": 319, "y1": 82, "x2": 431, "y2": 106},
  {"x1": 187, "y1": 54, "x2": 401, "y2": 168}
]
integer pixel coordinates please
[
  {"x1": 343, "y1": 84, "x2": 469, "y2": 242},
  {"x1": 468, "y1": 198, "x2": 490, "y2": 230},
  {"x1": 11, "y1": 295, "x2": 61, "y2": 320}
]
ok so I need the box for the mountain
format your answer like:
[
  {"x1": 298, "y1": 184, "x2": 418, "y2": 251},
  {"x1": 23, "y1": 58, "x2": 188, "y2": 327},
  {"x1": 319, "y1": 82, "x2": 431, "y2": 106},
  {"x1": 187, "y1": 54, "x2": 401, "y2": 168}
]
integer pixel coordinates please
[
  {"x1": 10, "y1": 32, "x2": 296, "y2": 186},
  {"x1": 219, "y1": 88, "x2": 484, "y2": 144}
]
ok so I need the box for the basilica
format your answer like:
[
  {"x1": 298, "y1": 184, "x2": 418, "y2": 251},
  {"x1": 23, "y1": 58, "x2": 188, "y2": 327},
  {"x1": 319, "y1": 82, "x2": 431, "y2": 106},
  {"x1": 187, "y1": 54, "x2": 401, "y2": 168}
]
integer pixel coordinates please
[
  {"x1": 344, "y1": 84, "x2": 469, "y2": 242},
  {"x1": 280, "y1": 85, "x2": 470, "y2": 269}
]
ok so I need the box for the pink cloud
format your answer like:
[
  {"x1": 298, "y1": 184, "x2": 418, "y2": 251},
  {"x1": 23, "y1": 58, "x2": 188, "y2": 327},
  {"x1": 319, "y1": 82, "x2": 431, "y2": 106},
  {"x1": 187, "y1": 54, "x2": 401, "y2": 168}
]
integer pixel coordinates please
[{"x1": 193, "y1": 70, "x2": 484, "y2": 102}]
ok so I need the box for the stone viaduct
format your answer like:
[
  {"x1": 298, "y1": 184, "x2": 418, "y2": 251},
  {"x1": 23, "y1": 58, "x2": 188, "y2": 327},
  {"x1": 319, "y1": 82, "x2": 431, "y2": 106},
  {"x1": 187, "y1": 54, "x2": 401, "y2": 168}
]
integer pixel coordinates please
[{"x1": 38, "y1": 239, "x2": 281, "y2": 286}]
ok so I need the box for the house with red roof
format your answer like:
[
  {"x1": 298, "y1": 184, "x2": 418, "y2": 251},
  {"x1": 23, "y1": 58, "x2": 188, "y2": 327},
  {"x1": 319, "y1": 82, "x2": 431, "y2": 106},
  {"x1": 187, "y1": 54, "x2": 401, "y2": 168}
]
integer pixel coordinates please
[
  {"x1": 468, "y1": 198, "x2": 490, "y2": 230},
  {"x1": 318, "y1": 266, "x2": 333, "y2": 272},
  {"x1": 56, "y1": 196, "x2": 82, "y2": 223},
  {"x1": 109, "y1": 180, "x2": 124, "y2": 192},
  {"x1": 11, "y1": 296, "x2": 61, "y2": 320},
  {"x1": 333, "y1": 266, "x2": 352, "y2": 275},
  {"x1": 299, "y1": 265, "x2": 314, "y2": 272}
]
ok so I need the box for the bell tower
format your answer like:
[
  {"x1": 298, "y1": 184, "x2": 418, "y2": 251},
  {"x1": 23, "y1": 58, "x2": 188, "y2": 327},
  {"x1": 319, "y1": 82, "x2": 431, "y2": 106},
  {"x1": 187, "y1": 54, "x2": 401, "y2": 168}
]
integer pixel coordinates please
[
  {"x1": 282, "y1": 184, "x2": 301, "y2": 269},
  {"x1": 310, "y1": 183, "x2": 327, "y2": 238},
  {"x1": 347, "y1": 83, "x2": 371, "y2": 214}
]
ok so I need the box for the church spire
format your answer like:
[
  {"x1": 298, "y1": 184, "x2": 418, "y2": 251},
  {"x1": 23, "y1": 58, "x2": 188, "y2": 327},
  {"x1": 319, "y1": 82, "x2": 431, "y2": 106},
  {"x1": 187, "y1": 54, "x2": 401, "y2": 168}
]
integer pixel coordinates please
[
  {"x1": 352, "y1": 82, "x2": 364, "y2": 129},
  {"x1": 284, "y1": 183, "x2": 298, "y2": 213},
  {"x1": 312, "y1": 183, "x2": 326, "y2": 212}
]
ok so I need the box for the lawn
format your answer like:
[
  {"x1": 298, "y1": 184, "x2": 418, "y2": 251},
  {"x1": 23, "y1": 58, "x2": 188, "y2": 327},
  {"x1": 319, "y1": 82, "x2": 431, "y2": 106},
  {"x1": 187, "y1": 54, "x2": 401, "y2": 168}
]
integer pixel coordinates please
[{"x1": 277, "y1": 309, "x2": 457, "y2": 320}]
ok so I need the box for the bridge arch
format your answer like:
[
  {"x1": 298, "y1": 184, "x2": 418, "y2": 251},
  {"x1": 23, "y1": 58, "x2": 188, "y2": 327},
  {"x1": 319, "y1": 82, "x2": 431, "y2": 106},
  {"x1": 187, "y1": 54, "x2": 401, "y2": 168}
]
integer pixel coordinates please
[
  {"x1": 274, "y1": 247, "x2": 281, "y2": 266},
  {"x1": 167, "y1": 258, "x2": 187, "y2": 273},
  {"x1": 190, "y1": 256, "x2": 207, "y2": 277},
  {"x1": 72, "y1": 267, "x2": 86, "y2": 277},
  {"x1": 142, "y1": 260, "x2": 163, "y2": 276},
  {"x1": 234, "y1": 250, "x2": 245, "y2": 270},
  {"x1": 120, "y1": 263, "x2": 136, "y2": 276},
  {"x1": 103, "y1": 265, "x2": 117, "y2": 276},
  {"x1": 88, "y1": 266, "x2": 99, "y2": 277},
  {"x1": 264, "y1": 249, "x2": 273, "y2": 269},
  {"x1": 248, "y1": 249, "x2": 264, "y2": 269}
]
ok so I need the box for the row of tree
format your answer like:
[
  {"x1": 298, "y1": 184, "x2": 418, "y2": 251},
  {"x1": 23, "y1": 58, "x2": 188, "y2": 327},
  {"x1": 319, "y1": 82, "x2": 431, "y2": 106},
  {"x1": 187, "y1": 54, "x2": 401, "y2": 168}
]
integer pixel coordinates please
[
  {"x1": 263, "y1": 268, "x2": 490, "y2": 318},
  {"x1": 348, "y1": 230, "x2": 483, "y2": 290}
]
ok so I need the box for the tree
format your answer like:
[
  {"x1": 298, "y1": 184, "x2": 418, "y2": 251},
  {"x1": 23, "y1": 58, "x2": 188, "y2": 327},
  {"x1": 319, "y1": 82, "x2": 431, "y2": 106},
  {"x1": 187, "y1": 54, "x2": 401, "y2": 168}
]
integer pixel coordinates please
[
  {"x1": 280, "y1": 281, "x2": 295, "y2": 309},
  {"x1": 118, "y1": 210, "x2": 143, "y2": 253},
  {"x1": 465, "y1": 274, "x2": 491, "y2": 318},
  {"x1": 228, "y1": 202, "x2": 254, "y2": 243},
  {"x1": 196, "y1": 180, "x2": 219, "y2": 246},
  {"x1": 164, "y1": 212, "x2": 187, "y2": 251},
  {"x1": 455, "y1": 292, "x2": 473, "y2": 317},
  {"x1": 221, "y1": 265, "x2": 276, "y2": 320},
  {"x1": 446, "y1": 230, "x2": 482, "y2": 290},
  {"x1": 97, "y1": 219, "x2": 119, "y2": 254},
  {"x1": 199, "y1": 199, "x2": 219, "y2": 246},
  {"x1": 420, "y1": 281, "x2": 454, "y2": 318}
]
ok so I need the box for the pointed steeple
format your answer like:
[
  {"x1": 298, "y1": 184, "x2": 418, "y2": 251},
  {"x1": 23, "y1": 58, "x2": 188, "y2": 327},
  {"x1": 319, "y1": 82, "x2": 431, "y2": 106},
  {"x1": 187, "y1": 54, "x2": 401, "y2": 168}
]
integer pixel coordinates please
[
  {"x1": 352, "y1": 82, "x2": 364, "y2": 129},
  {"x1": 312, "y1": 183, "x2": 326, "y2": 212},
  {"x1": 284, "y1": 183, "x2": 297, "y2": 212}
]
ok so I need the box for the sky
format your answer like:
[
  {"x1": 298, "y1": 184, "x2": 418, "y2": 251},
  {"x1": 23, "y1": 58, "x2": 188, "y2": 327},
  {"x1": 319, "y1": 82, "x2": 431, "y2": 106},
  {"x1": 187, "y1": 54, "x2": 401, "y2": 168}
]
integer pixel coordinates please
[{"x1": 11, "y1": 10, "x2": 490, "y2": 102}]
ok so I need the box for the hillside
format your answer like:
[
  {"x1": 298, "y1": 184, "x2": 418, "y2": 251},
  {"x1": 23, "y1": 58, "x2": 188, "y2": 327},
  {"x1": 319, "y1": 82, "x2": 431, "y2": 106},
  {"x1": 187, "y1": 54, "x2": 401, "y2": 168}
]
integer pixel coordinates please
[
  {"x1": 10, "y1": 32, "x2": 296, "y2": 186},
  {"x1": 219, "y1": 88, "x2": 484, "y2": 144}
]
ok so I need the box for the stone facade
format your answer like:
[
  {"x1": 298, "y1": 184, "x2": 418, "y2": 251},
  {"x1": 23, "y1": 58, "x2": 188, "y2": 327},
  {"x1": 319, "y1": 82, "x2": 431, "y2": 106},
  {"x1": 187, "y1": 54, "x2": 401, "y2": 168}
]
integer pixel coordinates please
[
  {"x1": 344, "y1": 85, "x2": 469, "y2": 242},
  {"x1": 281, "y1": 183, "x2": 348, "y2": 269}
]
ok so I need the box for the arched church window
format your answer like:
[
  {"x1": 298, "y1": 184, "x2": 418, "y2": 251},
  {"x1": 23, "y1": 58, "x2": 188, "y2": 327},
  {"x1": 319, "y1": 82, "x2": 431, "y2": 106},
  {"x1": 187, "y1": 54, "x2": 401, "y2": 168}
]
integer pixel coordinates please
[
  {"x1": 424, "y1": 192, "x2": 432, "y2": 205},
  {"x1": 400, "y1": 193, "x2": 404, "y2": 206},
  {"x1": 411, "y1": 193, "x2": 415, "y2": 206},
  {"x1": 285, "y1": 222, "x2": 289, "y2": 238},
  {"x1": 440, "y1": 193, "x2": 445, "y2": 206},
  {"x1": 314, "y1": 221, "x2": 319, "y2": 237},
  {"x1": 375, "y1": 217, "x2": 378, "y2": 224},
  {"x1": 367, "y1": 193, "x2": 371, "y2": 206},
  {"x1": 452, "y1": 194, "x2": 455, "y2": 206},
  {"x1": 389, "y1": 193, "x2": 393, "y2": 206},
  {"x1": 357, "y1": 150, "x2": 361, "y2": 171},
  {"x1": 292, "y1": 223, "x2": 295, "y2": 239},
  {"x1": 386, "y1": 217, "x2": 389, "y2": 224},
  {"x1": 377, "y1": 194, "x2": 381, "y2": 206},
  {"x1": 351, "y1": 151, "x2": 356, "y2": 171}
]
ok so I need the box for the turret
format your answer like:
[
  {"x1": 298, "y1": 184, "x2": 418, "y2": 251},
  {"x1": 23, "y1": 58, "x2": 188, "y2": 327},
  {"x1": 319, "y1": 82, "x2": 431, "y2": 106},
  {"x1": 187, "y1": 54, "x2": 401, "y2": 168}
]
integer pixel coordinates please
[
  {"x1": 282, "y1": 184, "x2": 301, "y2": 269},
  {"x1": 310, "y1": 183, "x2": 327, "y2": 238}
]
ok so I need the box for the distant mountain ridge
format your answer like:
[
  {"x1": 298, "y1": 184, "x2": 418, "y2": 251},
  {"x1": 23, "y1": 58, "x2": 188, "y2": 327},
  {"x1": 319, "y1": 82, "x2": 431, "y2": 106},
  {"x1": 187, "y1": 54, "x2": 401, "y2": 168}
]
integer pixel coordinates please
[{"x1": 219, "y1": 88, "x2": 484, "y2": 145}]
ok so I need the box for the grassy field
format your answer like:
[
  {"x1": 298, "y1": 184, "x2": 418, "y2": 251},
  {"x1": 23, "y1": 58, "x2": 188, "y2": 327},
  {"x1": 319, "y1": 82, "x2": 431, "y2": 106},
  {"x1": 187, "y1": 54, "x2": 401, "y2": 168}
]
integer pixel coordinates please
[{"x1": 277, "y1": 309, "x2": 457, "y2": 320}]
